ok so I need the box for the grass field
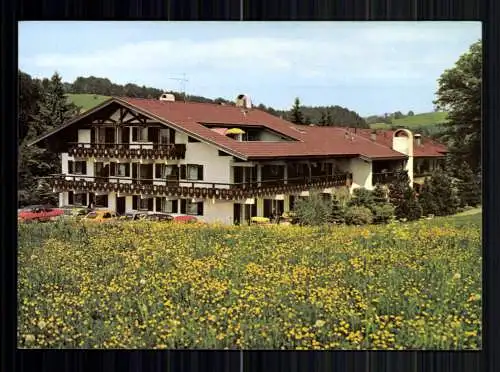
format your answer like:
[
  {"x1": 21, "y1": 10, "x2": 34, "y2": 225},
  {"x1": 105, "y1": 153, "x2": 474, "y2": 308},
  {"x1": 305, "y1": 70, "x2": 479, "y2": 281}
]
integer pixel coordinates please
[
  {"x1": 67, "y1": 93, "x2": 110, "y2": 112},
  {"x1": 18, "y1": 214, "x2": 481, "y2": 350},
  {"x1": 369, "y1": 112, "x2": 448, "y2": 133}
]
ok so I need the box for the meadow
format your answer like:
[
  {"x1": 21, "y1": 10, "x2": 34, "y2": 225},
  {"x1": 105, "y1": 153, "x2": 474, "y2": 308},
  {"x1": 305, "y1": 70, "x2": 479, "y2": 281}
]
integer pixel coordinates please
[{"x1": 18, "y1": 214, "x2": 481, "y2": 350}]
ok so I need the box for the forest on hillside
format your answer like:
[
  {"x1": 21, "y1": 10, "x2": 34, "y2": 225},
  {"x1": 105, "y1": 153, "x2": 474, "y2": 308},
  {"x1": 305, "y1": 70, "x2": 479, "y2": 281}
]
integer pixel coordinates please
[{"x1": 63, "y1": 75, "x2": 368, "y2": 128}]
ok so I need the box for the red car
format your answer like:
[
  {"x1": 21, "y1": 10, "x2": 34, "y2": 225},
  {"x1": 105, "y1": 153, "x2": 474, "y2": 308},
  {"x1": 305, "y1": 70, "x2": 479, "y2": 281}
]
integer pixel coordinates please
[{"x1": 18, "y1": 205, "x2": 64, "y2": 223}]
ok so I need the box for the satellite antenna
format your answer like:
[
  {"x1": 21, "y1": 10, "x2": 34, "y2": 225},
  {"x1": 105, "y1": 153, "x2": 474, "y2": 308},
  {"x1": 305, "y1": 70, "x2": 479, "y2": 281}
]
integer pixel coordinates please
[{"x1": 168, "y1": 73, "x2": 189, "y2": 102}]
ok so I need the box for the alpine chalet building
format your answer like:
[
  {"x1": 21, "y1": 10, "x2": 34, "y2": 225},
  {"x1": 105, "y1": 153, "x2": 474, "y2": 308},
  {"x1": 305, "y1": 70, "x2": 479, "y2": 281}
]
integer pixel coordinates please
[{"x1": 29, "y1": 94, "x2": 446, "y2": 224}]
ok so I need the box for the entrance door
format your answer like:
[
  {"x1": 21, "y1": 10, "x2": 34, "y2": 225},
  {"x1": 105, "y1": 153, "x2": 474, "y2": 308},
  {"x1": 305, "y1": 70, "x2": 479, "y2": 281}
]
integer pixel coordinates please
[
  {"x1": 233, "y1": 203, "x2": 241, "y2": 225},
  {"x1": 116, "y1": 196, "x2": 126, "y2": 215}
]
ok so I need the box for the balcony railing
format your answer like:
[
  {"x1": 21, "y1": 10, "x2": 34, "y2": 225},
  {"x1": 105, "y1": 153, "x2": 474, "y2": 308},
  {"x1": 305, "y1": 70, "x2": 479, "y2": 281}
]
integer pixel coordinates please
[
  {"x1": 68, "y1": 142, "x2": 186, "y2": 160},
  {"x1": 47, "y1": 173, "x2": 352, "y2": 200},
  {"x1": 372, "y1": 172, "x2": 397, "y2": 185}
]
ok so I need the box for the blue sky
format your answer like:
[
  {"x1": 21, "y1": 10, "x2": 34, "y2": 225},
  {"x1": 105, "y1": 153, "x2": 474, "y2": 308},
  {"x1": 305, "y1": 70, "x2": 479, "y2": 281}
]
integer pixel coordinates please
[{"x1": 19, "y1": 21, "x2": 481, "y2": 116}]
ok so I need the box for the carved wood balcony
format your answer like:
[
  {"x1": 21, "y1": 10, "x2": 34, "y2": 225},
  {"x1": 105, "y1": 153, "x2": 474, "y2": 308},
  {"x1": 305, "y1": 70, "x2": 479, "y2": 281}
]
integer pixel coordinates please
[
  {"x1": 372, "y1": 172, "x2": 397, "y2": 185},
  {"x1": 47, "y1": 173, "x2": 352, "y2": 201},
  {"x1": 67, "y1": 142, "x2": 186, "y2": 160}
]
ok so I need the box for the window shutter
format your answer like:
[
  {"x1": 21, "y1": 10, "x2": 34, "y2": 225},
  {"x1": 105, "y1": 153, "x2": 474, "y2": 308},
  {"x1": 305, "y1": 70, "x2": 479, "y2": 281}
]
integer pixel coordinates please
[
  {"x1": 148, "y1": 198, "x2": 154, "y2": 211},
  {"x1": 155, "y1": 197, "x2": 161, "y2": 212},
  {"x1": 82, "y1": 161, "x2": 87, "y2": 175},
  {"x1": 132, "y1": 163, "x2": 138, "y2": 178},
  {"x1": 180, "y1": 199, "x2": 187, "y2": 214},
  {"x1": 198, "y1": 165, "x2": 204, "y2": 180},
  {"x1": 155, "y1": 164, "x2": 161, "y2": 178},
  {"x1": 110, "y1": 162, "x2": 116, "y2": 176},
  {"x1": 197, "y1": 202, "x2": 204, "y2": 216},
  {"x1": 91, "y1": 129, "x2": 96, "y2": 144},
  {"x1": 125, "y1": 164, "x2": 130, "y2": 177},
  {"x1": 68, "y1": 160, "x2": 74, "y2": 174},
  {"x1": 132, "y1": 195, "x2": 138, "y2": 210},
  {"x1": 68, "y1": 191, "x2": 74, "y2": 205},
  {"x1": 172, "y1": 200, "x2": 178, "y2": 213},
  {"x1": 169, "y1": 129, "x2": 176, "y2": 144},
  {"x1": 180, "y1": 165, "x2": 186, "y2": 179},
  {"x1": 132, "y1": 128, "x2": 138, "y2": 141}
]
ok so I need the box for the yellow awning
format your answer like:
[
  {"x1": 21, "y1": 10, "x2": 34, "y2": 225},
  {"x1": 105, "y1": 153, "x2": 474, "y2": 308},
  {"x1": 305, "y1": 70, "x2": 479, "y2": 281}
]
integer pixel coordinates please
[{"x1": 226, "y1": 128, "x2": 245, "y2": 135}]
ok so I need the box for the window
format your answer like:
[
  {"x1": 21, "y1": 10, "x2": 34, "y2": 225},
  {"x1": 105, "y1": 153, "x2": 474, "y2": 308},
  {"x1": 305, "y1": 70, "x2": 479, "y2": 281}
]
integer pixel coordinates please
[
  {"x1": 160, "y1": 128, "x2": 176, "y2": 144},
  {"x1": 74, "y1": 193, "x2": 87, "y2": 206},
  {"x1": 155, "y1": 164, "x2": 176, "y2": 179},
  {"x1": 116, "y1": 163, "x2": 130, "y2": 177},
  {"x1": 181, "y1": 199, "x2": 204, "y2": 216},
  {"x1": 95, "y1": 195, "x2": 108, "y2": 208},
  {"x1": 155, "y1": 197, "x2": 178, "y2": 213},
  {"x1": 68, "y1": 160, "x2": 87, "y2": 175},
  {"x1": 132, "y1": 127, "x2": 147, "y2": 142},
  {"x1": 180, "y1": 164, "x2": 203, "y2": 180},
  {"x1": 133, "y1": 196, "x2": 153, "y2": 211}
]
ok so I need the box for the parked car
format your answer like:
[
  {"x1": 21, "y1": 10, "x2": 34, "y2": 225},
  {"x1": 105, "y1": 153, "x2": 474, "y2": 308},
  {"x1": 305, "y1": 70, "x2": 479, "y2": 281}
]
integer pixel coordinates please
[
  {"x1": 145, "y1": 213, "x2": 174, "y2": 222},
  {"x1": 82, "y1": 210, "x2": 119, "y2": 222},
  {"x1": 60, "y1": 206, "x2": 91, "y2": 219},
  {"x1": 18, "y1": 205, "x2": 64, "y2": 223},
  {"x1": 173, "y1": 215, "x2": 198, "y2": 224},
  {"x1": 119, "y1": 212, "x2": 148, "y2": 221}
]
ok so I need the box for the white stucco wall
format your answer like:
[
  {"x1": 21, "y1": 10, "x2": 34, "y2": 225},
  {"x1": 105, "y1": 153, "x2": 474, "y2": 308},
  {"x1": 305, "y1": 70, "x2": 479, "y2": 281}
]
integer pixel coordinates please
[
  {"x1": 349, "y1": 158, "x2": 373, "y2": 191},
  {"x1": 392, "y1": 130, "x2": 414, "y2": 186},
  {"x1": 180, "y1": 142, "x2": 232, "y2": 188},
  {"x1": 202, "y1": 200, "x2": 234, "y2": 224}
]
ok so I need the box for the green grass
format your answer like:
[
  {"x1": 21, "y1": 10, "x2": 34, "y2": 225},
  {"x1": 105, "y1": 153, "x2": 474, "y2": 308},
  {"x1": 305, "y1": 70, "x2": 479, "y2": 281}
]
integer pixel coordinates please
[
  {"x1": 368, "y1": 112, "x2": 448, "y2": 133},
  {"x1": 392, "y1": 112, "x2": 448, "y2": 127},
  {"x1": 67, "y1": 93, "x2": 110, "y2": 112}
]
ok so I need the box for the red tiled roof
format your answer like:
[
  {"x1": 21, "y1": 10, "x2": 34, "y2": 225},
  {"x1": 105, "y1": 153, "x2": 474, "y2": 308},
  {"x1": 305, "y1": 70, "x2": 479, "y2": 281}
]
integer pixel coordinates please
[
  {"x1": 116, "y1": 97, "x2": 408, "y2": 160},
  {"x1": 353, "y1": 129, "x2": 447, "y2": 158}
]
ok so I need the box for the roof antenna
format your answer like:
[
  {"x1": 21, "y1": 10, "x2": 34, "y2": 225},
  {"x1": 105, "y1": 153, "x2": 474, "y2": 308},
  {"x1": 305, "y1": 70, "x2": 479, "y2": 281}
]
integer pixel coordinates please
[{"x1": 168, "y1": 73, "x2": 189, "y2": 102}]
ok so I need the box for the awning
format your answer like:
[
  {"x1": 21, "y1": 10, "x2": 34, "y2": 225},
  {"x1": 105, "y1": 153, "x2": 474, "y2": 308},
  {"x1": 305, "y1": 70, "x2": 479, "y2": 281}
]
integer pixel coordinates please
[
  {"x1": 226, "y1": 128, "x2": 245, "y2": 135},
  {"x1": 210, "y1": 127, "x2": 228, "y2": 135}
]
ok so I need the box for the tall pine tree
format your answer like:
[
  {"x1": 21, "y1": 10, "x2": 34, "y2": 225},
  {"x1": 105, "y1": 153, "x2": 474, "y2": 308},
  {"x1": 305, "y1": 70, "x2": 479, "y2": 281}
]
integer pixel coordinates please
[{"x1": 290, "y1": 97, "x2": 305, "y2": 125}]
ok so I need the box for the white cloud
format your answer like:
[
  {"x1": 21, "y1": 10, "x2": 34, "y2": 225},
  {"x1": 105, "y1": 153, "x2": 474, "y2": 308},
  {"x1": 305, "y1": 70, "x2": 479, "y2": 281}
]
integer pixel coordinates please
[{"x1": 22, "y1": 24, "x2": 477, "y2": 89}]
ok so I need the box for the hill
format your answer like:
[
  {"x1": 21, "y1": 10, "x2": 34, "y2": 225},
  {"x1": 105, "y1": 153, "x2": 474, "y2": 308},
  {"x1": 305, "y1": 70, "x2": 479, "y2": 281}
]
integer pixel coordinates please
[
  {"x1": 66, "y1": 93, "x2": 110, "y2": 112},
  {"x1": 369, "y1": 111, "x2": 448, "y2": 136}
]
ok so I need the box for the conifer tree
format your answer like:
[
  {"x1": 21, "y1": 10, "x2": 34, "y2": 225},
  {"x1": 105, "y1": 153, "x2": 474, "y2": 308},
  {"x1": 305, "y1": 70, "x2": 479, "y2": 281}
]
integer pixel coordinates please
[
  {"x1": 457, "y1": 161, "x2": 481, "y2": 207},
  {"x1": 290, "y1": 97, "x2": 305, "y2": 125},
  {"x1": 388, "y1": 171, "x2": 422, "y2": 221}
]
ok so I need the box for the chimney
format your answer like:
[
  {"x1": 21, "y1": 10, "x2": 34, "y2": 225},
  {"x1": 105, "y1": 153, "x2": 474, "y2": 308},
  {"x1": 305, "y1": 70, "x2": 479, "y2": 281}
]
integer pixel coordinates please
[
  {"x1": 370, "y1": 132, "x2": 377, "y2": 141},
  {"x1": 415, "y1": 134, "x2": 422, "y2": 146}
]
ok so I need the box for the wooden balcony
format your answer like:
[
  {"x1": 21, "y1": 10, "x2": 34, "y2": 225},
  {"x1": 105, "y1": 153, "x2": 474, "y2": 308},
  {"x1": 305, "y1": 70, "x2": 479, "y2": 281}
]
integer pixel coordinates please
[
  {"x1": 67, "y1": 142, "x2": 186, "y2": 160},
  {"x1": 372, "y1": 172, "x2": 397, "y2": 185},
  {"x1": 48, "y1": 173, "x2": 352, "y2": 200}
]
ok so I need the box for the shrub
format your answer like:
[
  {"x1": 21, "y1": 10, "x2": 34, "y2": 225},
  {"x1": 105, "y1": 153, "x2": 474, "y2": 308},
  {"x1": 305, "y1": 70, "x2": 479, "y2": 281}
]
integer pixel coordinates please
[
  {"x1": 418, "y1": 172, "x2": 460, "y2": 216},
  {"x1": 330, "y1": 195, "x2": 345, "y2": 224},
  {"x1": 344, "y1": 206, "x2": 373, "y2": 225},
  {"x1": 293, "y1": 192, "x2": 332, "y2": 226},
  {"x1": 372, "y1": 203, "x2": 395, "y2": 224},
  {"x1": 348, "y1": 188, "x2": 374, "y2": 209},
  {"x1": 388, "y1": 171, "x2": 422, "y2": 221}
]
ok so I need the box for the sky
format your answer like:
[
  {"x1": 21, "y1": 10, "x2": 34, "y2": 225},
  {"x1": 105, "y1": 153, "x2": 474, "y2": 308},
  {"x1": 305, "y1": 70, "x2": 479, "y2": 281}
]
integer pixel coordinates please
[{"x1": 18, "y1": 21, "x2": 481, "y2": 116}]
